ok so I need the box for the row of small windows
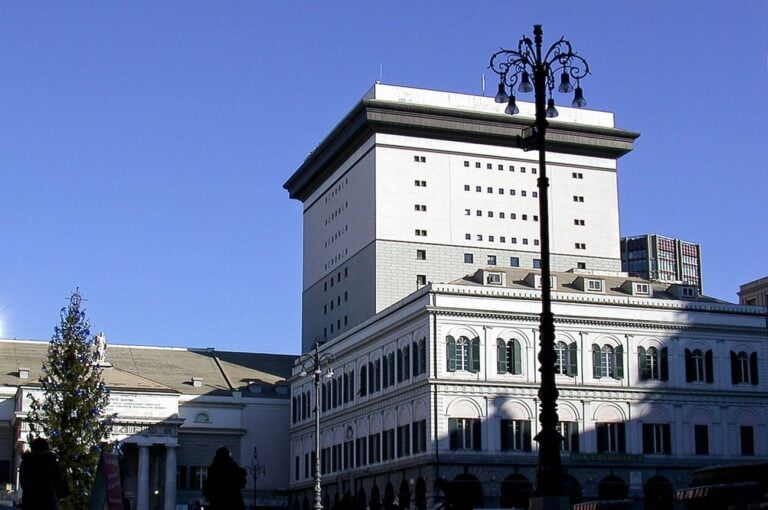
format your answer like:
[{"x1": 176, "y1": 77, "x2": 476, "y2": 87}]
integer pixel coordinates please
[
  {"x1": 464, "y1": 209, "x2": 539, "y2": 222},
  {"x1": 448, "y1": 419, "x2": 756, "y2": 457},
  {"x1": 464, "y1": 234, "x2": 540, "y2": 245},
  {"x1": 323, "y1": 292, "x2": 348, "y2": 314},
  {"x1": 294, "y1": 420, "x2": 428, "y2": 480},
  {"x1": 445, "y1": 336, "x2": 761, "y2": 385},
  {"x1": 324, "y1": 248, "x2": 348, "y2": 271},
  {"x1": 323, "y1": 268, "x2": 349, "y2": 292},
  {"x1": 292, "y1": 339, "x2": 428, "y2": 424},
  {"x1": 463, "y1": 254, "x2": 541, "y2": 269},
  {"x1": 324, "y1": 201, "x2": 349, "y2": 226},
  {"x1": 463, "y1": 185, "x2": 538, "y2": 197},
  {"x1": 463, "y1": 161, "x2": 537, "y2": 174},
  {"x1": 323, "y1": 315, "x2": 348, "y2": 337},
  {"x1": 324, "y1": 224, "x2": 348, "y2": 248},
  {"x1": 323, "y1": 177, "x2": 349, "y2": 203}
]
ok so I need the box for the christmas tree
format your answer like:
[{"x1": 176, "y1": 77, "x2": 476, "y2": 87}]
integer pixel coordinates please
[{"x1": 27, "y1": 289, "x2": 114, "y2": 510}]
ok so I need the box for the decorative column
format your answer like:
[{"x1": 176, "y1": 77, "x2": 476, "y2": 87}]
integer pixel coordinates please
[
  {"x1": 137, "y1": 444, "x2": 151, "y2": 510},
  {"x1": 164, "y1": 444, "x2": 178, "y2": 510}
]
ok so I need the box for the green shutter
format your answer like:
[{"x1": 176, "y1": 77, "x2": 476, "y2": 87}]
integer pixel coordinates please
[
  {"x1": 638, "y1": 346, "x2": 647, "y2": 380},
  {"x1": 592, "y1": 344, "x2": 601, "y2": 379},
  {"x1": 471, "y1": 337, "x2": 481, "y2": 373},
  {"x1": 447, "y1": 336, "x2": 456, "y2": 372},
  {"x1": 615, "y1": 345, "x2": 624, "y2": 379},
  {"x1": 660, "y1": 347, "x2": 669, "y2": 381},
  {"x1": 569, "y1": 342, "x2": 578, "y2": 376},
  {"x1": 512, "y1": 339, "x2": 522, "y2": 374},
  {"x1": 750, "y1": 352, "x2": 759, "y2": 385},
  {"x1": 497, "y1": 340, "x2": 507, "y2": 374}
]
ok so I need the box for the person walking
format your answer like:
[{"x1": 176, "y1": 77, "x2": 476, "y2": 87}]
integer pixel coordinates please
[
  {"x1": 202, "y1": 447, "x2": 247, "y2": 510},
  {"x1": 19, "y1": 437, "x2": 69, "y2": 510}
]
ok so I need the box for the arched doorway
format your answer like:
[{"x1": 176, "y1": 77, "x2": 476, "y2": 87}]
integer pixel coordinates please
[
  {"x1": 562, "y1": 475, "x2": 582, "y2": 505},
  {"x1": 644, "y1": 476, "x2": 673, "y2": 510},
  {"x1": 370, "y1": 485, "x2": 381, "y2": 510},
  {"x1": 500, "y1": 474, "x2": 532, "y2": 509},
  {"x1": 450, "y1": 474, "x2": 483, "y2": 510},
  {"x1": 598, "y1": 475, "x2": 628, "y2": 500},
  {"x1": 399, "y1": 479, "x2": 412, "y2": 509},
  {"x1": 415, "y1": 477, "x2": 427, "y2": 510},
  {"x1": 384, "y1": 482, "x2": 396, "y2": 510}
]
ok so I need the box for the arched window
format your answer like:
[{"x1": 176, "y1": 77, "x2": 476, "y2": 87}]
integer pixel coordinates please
[
  {"x1": 731, "y1": 351, "x2": 759, "y2": 385},
  {"x1": 639, "y1": 346, "x2": 669, "y2": 381},
  {"x1": 593, "y1": 343, "x2": 623, "y2": 379},
  {"x1": 411, "y1": 336, "x2": 427, "y2": 377},
  {"x1": 359, "y1": 364, "x2": 368, "y2": 397},
  {"x1": 555, "y1": 341, "x2": 578, "y2": 376},
  {"x1": 685, "y1": 348, "x2": 714, "y2": 383},
  {"x1": 497, "y1": 338, "x2": 522, "y2": 374},
  {"x1": 447, "y1": 336, "x2": 480, "y2": 373},
  {"x1": 194, "y1": 412, "x2": 211, "y2": 424}
]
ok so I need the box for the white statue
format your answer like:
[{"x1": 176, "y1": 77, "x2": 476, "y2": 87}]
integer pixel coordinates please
[{"x1": 94, "y1": 332, "x2": 107, "y2": 363}]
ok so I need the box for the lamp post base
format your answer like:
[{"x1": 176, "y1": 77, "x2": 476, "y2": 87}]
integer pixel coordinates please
[{"x1": 528, "y1": 496, "x2": 570, "y2": 510}]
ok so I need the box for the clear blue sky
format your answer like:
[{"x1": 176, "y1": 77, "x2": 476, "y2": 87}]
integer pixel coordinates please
[{"x1": 1, "y1": 2, "x2": 766, "y2": 354}]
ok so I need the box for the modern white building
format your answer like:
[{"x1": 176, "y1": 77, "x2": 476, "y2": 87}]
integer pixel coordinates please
[
  {"x1": 284, "y1": 84, "x2": 639, "y2": 352},
  {"x1": 284, "y1": 84, "x2": 768, "y2": 509},
  {"x1": 0, "y1": 339, "x2": 294, "y2": 510}
]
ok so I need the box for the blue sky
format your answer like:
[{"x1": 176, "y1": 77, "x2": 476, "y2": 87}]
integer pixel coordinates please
[{"x1": 1, "y1": 2, "x2": 766, "y2": 354}]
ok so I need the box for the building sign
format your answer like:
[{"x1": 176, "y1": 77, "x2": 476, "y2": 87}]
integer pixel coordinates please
[{"x1": 107, "y1": 393, "x2": 178, "y2": 419}]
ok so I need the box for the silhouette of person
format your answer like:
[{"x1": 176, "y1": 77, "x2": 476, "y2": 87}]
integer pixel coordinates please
[
  {"x1": 19, "y1": 437, "x2": 70, "y2": 510},
  {"x1": 202, "y1": 447, "x2": 247, "y2": 510}
]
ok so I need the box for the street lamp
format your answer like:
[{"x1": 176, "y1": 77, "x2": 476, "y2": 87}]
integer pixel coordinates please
[
  {"x1": 298, "y1": 341, "x2": 335, "y2": 510},
  {"x1": 489, "y1": 25, "x2": 590, "y2": 505},
  {"x1": 248, "y1": 446, "x2": 266, "y2": 510}
]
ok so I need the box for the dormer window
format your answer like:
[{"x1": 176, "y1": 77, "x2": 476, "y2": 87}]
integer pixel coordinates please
[
  {"x1": 681, "y1": 286, "x2": 695, "y2": 298},
  {"x1": 634, "y1": 283, "x2": 650, "y2": 296},
  {"x1": 586, "y1": 279, "x2": 604, "y2": 293},
  {"x1": 487, "y1": 272, "x2": 502, "y2": 285},
  {"x1": 18, "y1": 367, "x2": 29, "y2": 379}
]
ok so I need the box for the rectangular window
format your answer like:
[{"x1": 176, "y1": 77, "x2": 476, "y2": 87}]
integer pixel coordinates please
[
  {"x1": 477, "y1": 234, "x2": 483, "y2": 241},
  {"x1": 464, "y1": 253, "x2": 474, "y2": 264},
  {"x1": 642, "y1": 423, "x2": 671, "y2": 454},
  {"x1": 694, "y1": 424, "x2": 709, "y2": 455},
  {"x1": 412, "y1": 420, "x2": 427, "y2": 454},
  {"x1": 464, "y1": 160, "x2": 470, "y2": 167},
  {"x1": 741, "y1": 426, "x2": 755, "y2": 456},
  {"x1": 596, "y1": 422, "x2": 626, "y2": 453},
  {"x1": 573, "y1": 195, "x2": 584, "y2": 202},
  {"x1": 464, "y1": 185, "x2": 470, "y2": 191},
  {"x1": 414, "y1": 204, "x2": 427, "y2": 211},
  {"x1": 382, "y1": 429, "x2": 395, "y2": 460},
  {"x1": 487, "y1": 163, "x2": 493, "y2": 169},
  {"x1": 487, "y1": 255, "x2": 497, "y2": 265},
  {"x1": 476, "y1": 186, "x2": 482, "y2": 192},
  {"x1": 488, "y1": 211, "x2": 494, "y2": 218},
  {"x1": 449, "y1": 418, "x2": 481, "y2": 451},
  {"x1": 397, "y1": 424, "x2": 411, "y2": 457},
  {"x1": 416, "y1": 274, "x2": 427, "y2": 287},
  {"x1": 498, "y1": 188, "x2": 505, "y2": 194},
  {"x1": 464, "y1": 209, "x2": 471, "y2": 215},
  {"x1": 510, "y1": 257, "x2": 520, "y2": 267},
  {"x1": 416, "y1": 250, "x2": 426, "y2": 260},
  {"x1": 487, "y1": 187, "x2": 493, "y2": 193},
  {"x1": 476, "y1": 210, "x2": 482, "y2": 216},
  {"x1": 356, "y1": 437, "x2": 368, "y2": 467},
  {"x1": 521, "y1": 191, "x2": 527, "y2": 197},
  {"x1": 500, "y1": 419, "x2": 532, "y2": 451},
  {"x1": 499, "y1": 212, "x2": 505, "y2": 219},
  {"x1": 475, "y1": 162, "x2": 481, "y2": 168},
  {"x1": 465, "y1": 233, "x2": 471, "y2": 240},
  {"x1": 557, "y1": 421, "x2": 580, "y2": 452},
  {"x1": 368, "y1": 433, "x2": 381, "y2": 464},
  {"x1": 415, "y1": 229, "x2": 427, "y2": 236}
]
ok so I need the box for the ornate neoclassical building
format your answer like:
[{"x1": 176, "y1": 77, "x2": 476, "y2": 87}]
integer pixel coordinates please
[{"x1": 284, "y1": 84, "x2": 768, "y2": 509}]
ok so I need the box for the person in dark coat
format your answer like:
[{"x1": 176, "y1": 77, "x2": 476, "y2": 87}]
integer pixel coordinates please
[
  {"x1": 202, "y1": 447, "x2": 247, "y2": 510},
  {"x1": 19, "y1": 437, "x2": 69, "y2": 510}
]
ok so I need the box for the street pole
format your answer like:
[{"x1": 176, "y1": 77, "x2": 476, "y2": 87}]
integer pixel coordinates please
[
  {"x1": 489, "y1": 24, "x2": 590, "y2": 509},
  {"x1": 298, "y1": 341, "x2": 335, "y2": 510}
]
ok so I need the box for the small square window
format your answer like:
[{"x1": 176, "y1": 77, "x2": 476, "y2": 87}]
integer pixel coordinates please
[
  {"x1": 417, "y1": 274, "x2": 427, "y2": 286},
  {"x1": 488, "y1": 211, "x2": 494, "y2": 218},
  {"x1": 464, "y1": 253, "x2": 474, "y2": 263},
  {"x1": 577, "y1": 262, "x2": 587, "y2": 269},
  {"x1": 488, "y1": 235, "x2": 495, "y2": 242},
  {"x1": 416, "y1": 250, "x2": 426, "y2": 260},
  {"x1": 533, "y1": 259, "x2": 541, "y2": 269},
  {"x1": 476, "y1": 186, "x2": 482, "y2": 192},
  {"x1": 475, "y1": 162, "x2": 481, "y2": 168},
  {"x1": 511, "y1": 213, "x2": 517, "y2": 219},
  {"x1": 499, "y1": 212, "x2": 505, "y2": 219},
  {"x1": 511, "y1": 237, "x2": 517, "y2": 244},
  {"x1": 533, "y1": 215, "x2": 539, "y2": 222},
  {"x1": 510, "y1": 189, "x2": 516, "y2": 196},
  {"x1": 487, "y1": 163, "x2": 493, "y2": 169},
  {"x1": 487, "y1": 255, "x2": 497, "y2": 265},
  {"x1": 464, "y1": 185, "x2": 470, "y2": 191},
  {"x1": 523, "y1": 238, "x2": 529, "y2": 245},
  {"x1": 522, "y1": 214, "x2": 528, "y2": 221},
  {"x1": 521, "y1": 167, "x2": 526, "y2": 173},
  {"x1": 465, "y1": 209, "x2": 471, "y2": 216},
  {"x1": 477, "y1": 234, "x2": 483, "y2": 241},
  {"x1": 500, "y1": 236, "x2": 506, "y2": 243},
  {"x1": 532, "y1": 191, "x2": 538, "y2": 198},
  {"x1": 532, "y1": 168, "x2": 537, "y2": 174},
  {"x1": 534, "y1": 239, "x2": 539, "y2": 246},
  {"x1": 465, "y1": 233, "x2": 471, "y2": 240},
  {"x1": 476, "y1": 210, "x2": 482, "y2": 216},
  {"x1": 499, "y1": 188, "x2": 504, "y2": 194},
  {"x1": 464, "y1": 161, "x2": 470, "y2": 167},
  {"x1": 487, "y1": 187, "x2": 493, "y2": 193},
  {"x1": 521, "y1": 190, "x2": 527, "y2": 197},
  {"x1": 509, "y1": 165, "x2": 515, "y2": 171},
  {"x1": 498, "y1": 164, "x2": 504, "y2": 170},
  {"x1": 510, "y1": 257, "x2": 520, "y2": 267}
]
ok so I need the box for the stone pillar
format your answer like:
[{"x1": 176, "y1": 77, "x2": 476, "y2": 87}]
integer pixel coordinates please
[
  {"x1": 137, "y1": 444, "x2": 151, "y2": 510},
  {"x1": 164, "y1": 444, "x2": 178, "y2": 510}
]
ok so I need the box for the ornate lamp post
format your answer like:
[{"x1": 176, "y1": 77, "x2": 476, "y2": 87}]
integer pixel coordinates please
[
  {"x1": 298, "y1": 342, "x2": 335, "y2": 510},
  {"x1": 249, "y1": 446, "x2": 267, "y2": 510},
  {"x1": 489, "y1": 25, "x2": 589, "y2": 506}
]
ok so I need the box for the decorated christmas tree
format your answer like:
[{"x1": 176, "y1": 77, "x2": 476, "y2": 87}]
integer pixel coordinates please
[{"x1": 27, "y1": 289, "x2": 114, "y2": 510}]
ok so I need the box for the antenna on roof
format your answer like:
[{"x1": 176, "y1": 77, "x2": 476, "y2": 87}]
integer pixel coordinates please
[
  {"x1": 481, "y1": 73, "x2": 486, "y2": 96},
  {"x1": 379, "y1": 63, "x2": 383, "y2": 83}
]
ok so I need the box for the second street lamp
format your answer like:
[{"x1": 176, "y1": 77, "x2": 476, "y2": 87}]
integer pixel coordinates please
[
  {"x1": 489, "y1": 24, "x2": 590, "y2": 505},
  {"x1": 298, "y1": 342, "x2": 335, "y2": 510}
]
